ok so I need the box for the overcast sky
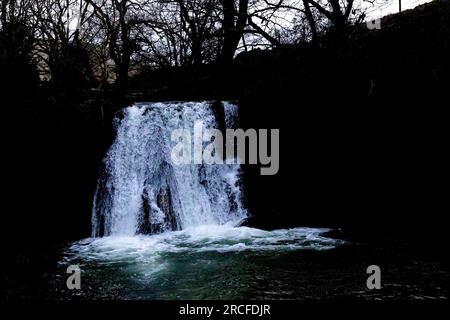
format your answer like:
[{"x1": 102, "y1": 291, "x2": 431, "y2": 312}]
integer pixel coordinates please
[{"x1": 364, "y1": 0, "x2": 434, "y2": 19}]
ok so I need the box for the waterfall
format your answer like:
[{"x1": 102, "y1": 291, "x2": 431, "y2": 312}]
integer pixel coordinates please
[{"x1": 92, "y1": 101, "x2": 247, "y2": 237}]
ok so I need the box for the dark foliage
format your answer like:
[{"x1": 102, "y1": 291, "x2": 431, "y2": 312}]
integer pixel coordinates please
[
  {"x1": 0, "y1": 21, "x2": 39, "y2": 103},
  {"x1": 49, "y1": 31, "x2": 96, "y2": 91}
]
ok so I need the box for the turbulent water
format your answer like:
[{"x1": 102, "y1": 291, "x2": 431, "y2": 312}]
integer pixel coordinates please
[
  {"x1": 68, "y1": 226, "x2": 340, "y2": 259},
  {"x1": 62, "y1": 101, "x2": 345, "y2": 299},
  {"x1": 62, "y1": 226, "x2": 344, "y2": 299},
  {"x1": 92, "y1": 101, "x2": 246, "y2": 237}
]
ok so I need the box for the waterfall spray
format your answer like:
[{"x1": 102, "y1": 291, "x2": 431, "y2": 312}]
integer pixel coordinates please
[{"x1": 92, "y1": 101, "x2": 247, "y2": 237}]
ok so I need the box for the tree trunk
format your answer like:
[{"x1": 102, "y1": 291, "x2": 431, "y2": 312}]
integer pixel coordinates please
[
  {"x1": 220, "y1": 0, "x2": 249, "y2": 64},
  {"x1": 116, "y1": 1, "x2": 130, "y2": 96},
  {"x1": 302, "y1": 0, "x2": 318, "y2": 45},
  {"x1": 221, "y1": 0, "x2": 235, "y2": 64}
]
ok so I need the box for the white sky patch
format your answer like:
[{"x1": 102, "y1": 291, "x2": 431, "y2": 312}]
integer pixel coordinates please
[{"x1": 364, "y1": 0, "x2": 434, "y2": 20}]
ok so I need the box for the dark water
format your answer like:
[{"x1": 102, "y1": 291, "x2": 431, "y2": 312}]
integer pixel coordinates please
[
  {"x1": 2, "y1": 227, "x2": 448, "y2": 300},
  {"x1": 43, "y1": 226, "x2": 448, "y2": 300}
]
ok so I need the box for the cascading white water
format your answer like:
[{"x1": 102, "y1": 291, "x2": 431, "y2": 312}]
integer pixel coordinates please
[
  {"x1": 92, "y1": 101, "x2": 247, "y2": 237},
  {"x1": 62, "y1": 101, "x2": 345, "y2": 300}
]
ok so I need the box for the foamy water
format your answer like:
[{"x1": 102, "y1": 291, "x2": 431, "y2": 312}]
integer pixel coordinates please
[
  {"x1": 60, "y1": 225, "x2": 344, "y2": 298},
  {"x1": 66, "y1": 226, "x2": 342, "y2": 264}
]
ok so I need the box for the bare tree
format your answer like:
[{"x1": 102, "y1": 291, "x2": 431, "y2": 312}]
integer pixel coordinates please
[
  {"x1": 28, "y1": 0, "x2": 96, "y2": 87},
  {"x1": 220, "y1": 0, "x2": 249, "y2": 63},
  {"x1": 2, "y1": 0, "x2": 392, "y2": 93},
  {"x1": 1, "y1": 0, "x2": 34, "y2": 27},
  {"x1": 0, "y1": 0, "x2": 40, "y2": 99},
  {"x1": 219, "y1": 0, "x2": 296, "y2": 63},
  {"x1": 304, "y1": 0, "x2": 355, "y2": 35},
  {"x1": 84, "y1": 0, "x2": 151, "y2": 92}
]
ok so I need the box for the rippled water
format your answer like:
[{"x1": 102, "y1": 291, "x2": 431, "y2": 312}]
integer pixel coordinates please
[{"x1": 60, "y1": 226, "x2": 345, "y2": 299}]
